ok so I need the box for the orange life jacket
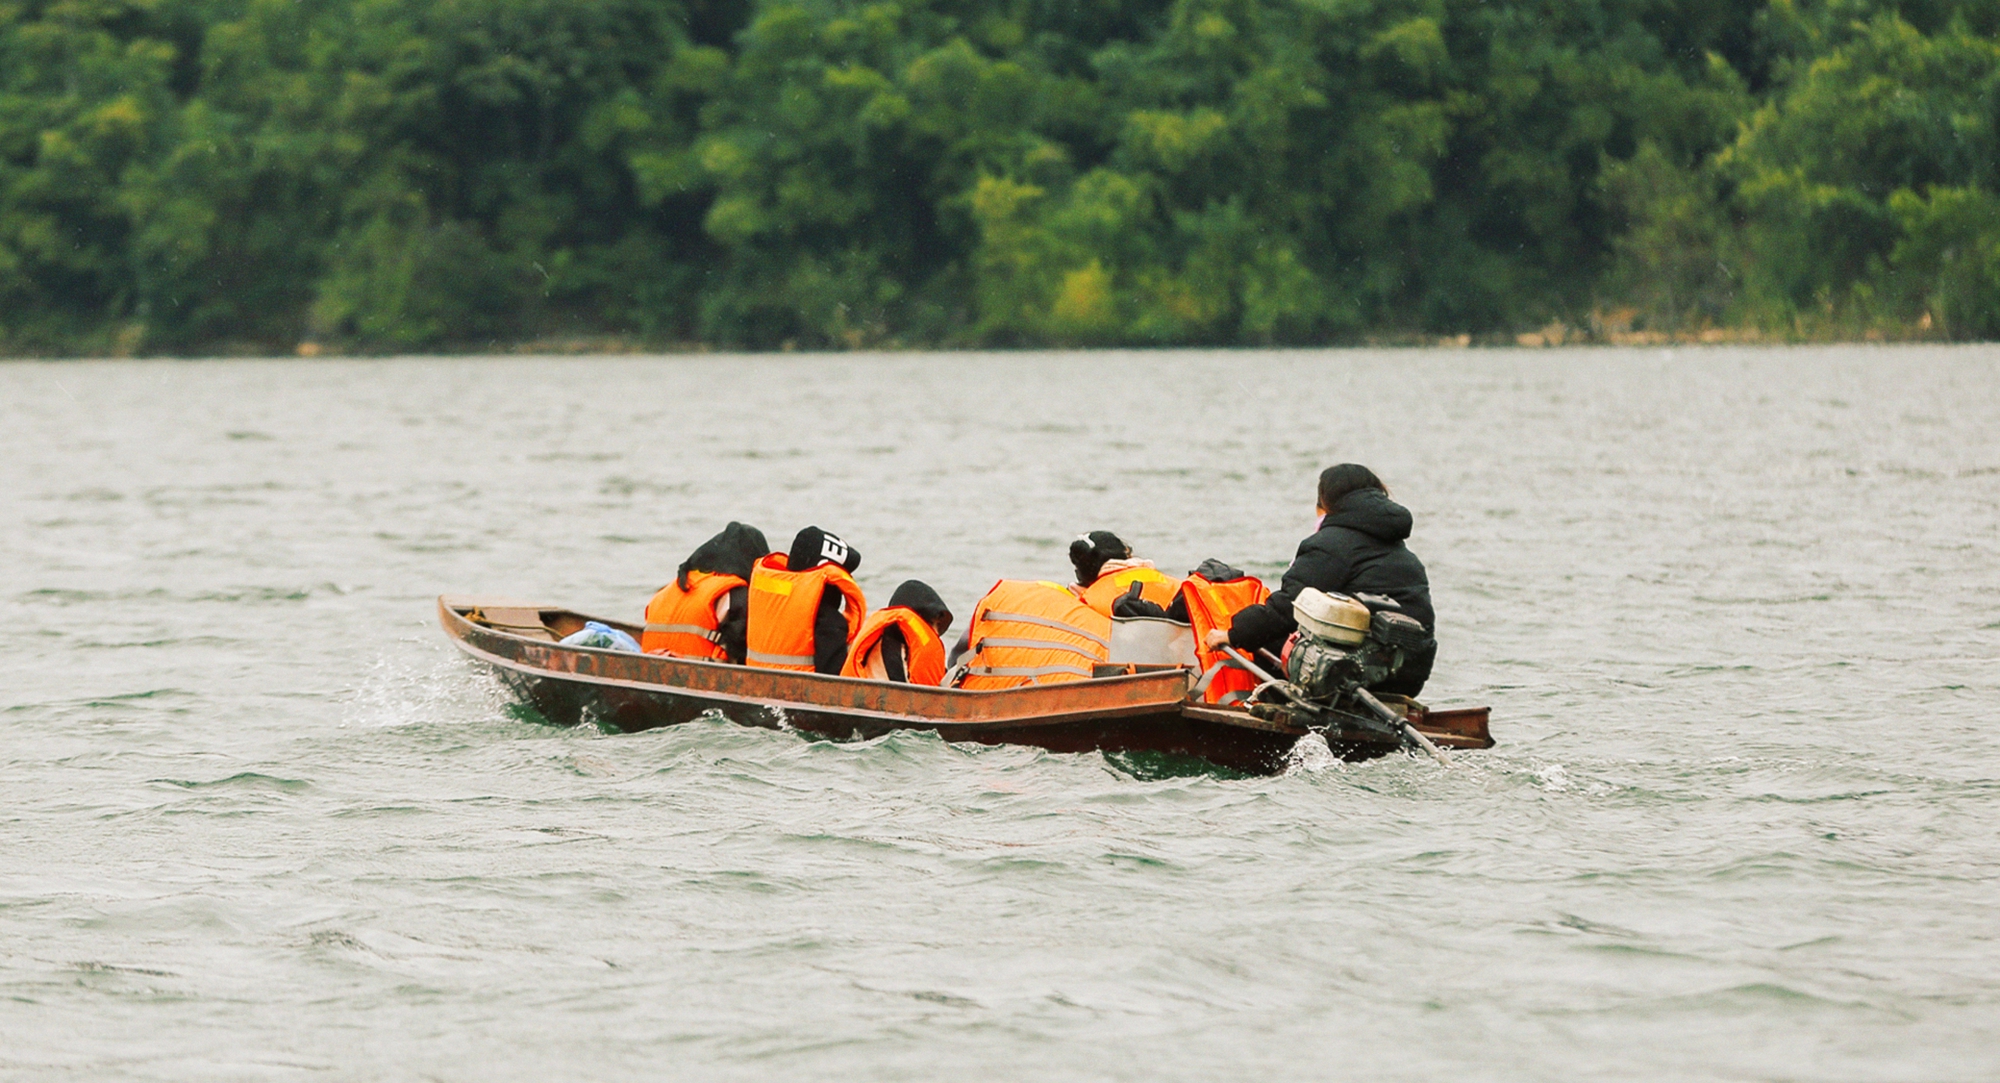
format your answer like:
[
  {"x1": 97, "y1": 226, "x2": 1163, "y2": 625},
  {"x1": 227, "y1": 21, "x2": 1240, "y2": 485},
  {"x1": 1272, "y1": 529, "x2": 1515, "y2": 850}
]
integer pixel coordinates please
[
  {"x1": 744, "y1": 553, "x2": 866, "y2": 672},
  {"x1": 640, "y1": 571, "x2": 745, "y2": 660},
  {"x1": 840, "y1": 607, "x2": 947, "y2": 686},
  {"x1": 1180, "y1": 572, "x2": 1271, "y2": 704},
  {"x1": 958, "y1": 580, "x2": 1112, "y2": 690},
  {"x1": 1078, "y1": 565, "x2": 1182, "y2": 617}
]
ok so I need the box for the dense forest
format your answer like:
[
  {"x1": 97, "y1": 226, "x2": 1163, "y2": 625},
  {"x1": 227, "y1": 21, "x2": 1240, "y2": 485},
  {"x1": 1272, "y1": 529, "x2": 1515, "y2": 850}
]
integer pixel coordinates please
[{"x1": 2, "y1": 0, "x2": 1997, "y2": 353}]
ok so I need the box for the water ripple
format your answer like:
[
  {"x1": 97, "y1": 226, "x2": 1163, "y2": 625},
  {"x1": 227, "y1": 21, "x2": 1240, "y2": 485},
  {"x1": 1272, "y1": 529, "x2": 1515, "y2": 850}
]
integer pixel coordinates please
[{"x1": 0, "y1": 349, "x2": 1997, "y2": 1081}]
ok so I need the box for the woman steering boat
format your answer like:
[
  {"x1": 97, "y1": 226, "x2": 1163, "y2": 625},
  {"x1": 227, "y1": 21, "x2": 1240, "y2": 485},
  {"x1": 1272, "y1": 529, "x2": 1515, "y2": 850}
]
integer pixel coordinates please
[{"x1": 1202, "y1": 464, "x2": 1436, "y2": 696}]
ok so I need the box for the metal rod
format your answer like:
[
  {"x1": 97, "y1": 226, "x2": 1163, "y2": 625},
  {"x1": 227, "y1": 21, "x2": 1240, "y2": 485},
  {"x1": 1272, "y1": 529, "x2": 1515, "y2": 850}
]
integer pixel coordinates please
[
  {"x1": 1354, "y1": 687, "x2": 1452, "y2": 767},
  {"x1": 1221, "y1": 646, "x2": 1281, "y2": 685},
  {"x1": 1223, "y1": 646, "x2": 1449, "y2": 767}
]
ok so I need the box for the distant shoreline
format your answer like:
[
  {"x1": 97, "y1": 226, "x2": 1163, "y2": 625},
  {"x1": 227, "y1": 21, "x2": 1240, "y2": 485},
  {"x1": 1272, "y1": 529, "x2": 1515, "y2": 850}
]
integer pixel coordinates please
[{"x1": 5, "y1": 325, "x2": 1983, "y2": 361}]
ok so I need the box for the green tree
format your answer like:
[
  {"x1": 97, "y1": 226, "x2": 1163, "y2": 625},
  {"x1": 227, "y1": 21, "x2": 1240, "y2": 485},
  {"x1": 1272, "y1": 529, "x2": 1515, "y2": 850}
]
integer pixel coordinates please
[
  {"x1": 7, "y1": 0, "x2": 2000, "y2": 353},
  {"x1": 0, "y1": 0, "x2": 189, "y2": 351},
  {"x1": 1719, "y1": 12, "x2": 2000, "y2": 334}
]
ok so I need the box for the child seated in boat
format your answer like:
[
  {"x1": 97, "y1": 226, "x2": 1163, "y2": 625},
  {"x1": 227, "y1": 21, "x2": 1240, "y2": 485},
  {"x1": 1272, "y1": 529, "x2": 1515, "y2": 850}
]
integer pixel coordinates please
[
  {"x1": 641, "y1": 522, "x2": 770, "y2": 663},
  {"x1": 949, "y1": 579, "x2": 1111, "y2": 689},
  {"x1": 745, "y1": 527, "x2": 866, "y2": 674},
  {"x1": 1070, "y1": 530, "x2": 1182, "y2": 617},
  {"x1": 841, "y1": 581, "x2": 953, "y2": 685}
]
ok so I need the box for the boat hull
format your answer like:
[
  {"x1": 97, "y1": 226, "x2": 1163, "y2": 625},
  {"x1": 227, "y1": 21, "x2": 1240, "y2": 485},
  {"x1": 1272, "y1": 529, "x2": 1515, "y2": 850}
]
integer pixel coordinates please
[{"x1": 439, "y1": 596, "x2": 1492, "y2": 775}]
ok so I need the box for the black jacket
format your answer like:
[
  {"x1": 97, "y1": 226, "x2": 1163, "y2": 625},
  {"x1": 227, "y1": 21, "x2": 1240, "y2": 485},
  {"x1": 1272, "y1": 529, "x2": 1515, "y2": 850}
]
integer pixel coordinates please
[
  {"x1": 718, "y1": 585, "x2": 750, "y2": 665},
  {"x1": 812, "y1": 591, "x2": 850, "y2": 675},
  {"x1": 786, "y1": 526, "x2": 863, "y2": 675},
  {"x1": 675, "y1": 522, "x2": 769, "y2": 666},
  {"x1": 1227, "y1": 488, "x2": 1435, "y2": 693}
]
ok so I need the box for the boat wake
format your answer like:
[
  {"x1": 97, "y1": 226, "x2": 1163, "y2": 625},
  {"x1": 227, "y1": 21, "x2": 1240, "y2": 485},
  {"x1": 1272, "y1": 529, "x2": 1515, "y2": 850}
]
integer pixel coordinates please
[
  {"x1": 343, "y1": 649, "x2": 508, "y2": 730},
  {"x1": 1282, "y1": 732, "x2": 1343, "y2": 774}
]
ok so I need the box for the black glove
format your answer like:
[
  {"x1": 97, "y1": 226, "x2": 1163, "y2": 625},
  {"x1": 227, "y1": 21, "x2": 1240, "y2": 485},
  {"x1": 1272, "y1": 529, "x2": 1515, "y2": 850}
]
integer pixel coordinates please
[{"x1": 1112, "y1": 581, "x2": 1169, "y2": 619}]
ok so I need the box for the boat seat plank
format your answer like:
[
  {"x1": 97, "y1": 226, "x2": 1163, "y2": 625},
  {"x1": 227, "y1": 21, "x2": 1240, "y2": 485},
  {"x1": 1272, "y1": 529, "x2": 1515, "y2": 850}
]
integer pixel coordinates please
[{"x1": 467, "y1": 606, "x2": 557, "y2": 641}]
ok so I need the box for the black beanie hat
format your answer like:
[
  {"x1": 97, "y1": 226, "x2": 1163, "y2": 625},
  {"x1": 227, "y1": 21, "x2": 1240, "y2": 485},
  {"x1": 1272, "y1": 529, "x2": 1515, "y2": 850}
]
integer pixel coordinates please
[
  {"x1": 787, "y1": 526, "x2": 861, "y2": 573},
  {"x1": 1068, "y1": 530, "x2": 1130, "y2": 585},
  {"x1": 888, "y1": 579, "x2": 952, "y2": 634}
]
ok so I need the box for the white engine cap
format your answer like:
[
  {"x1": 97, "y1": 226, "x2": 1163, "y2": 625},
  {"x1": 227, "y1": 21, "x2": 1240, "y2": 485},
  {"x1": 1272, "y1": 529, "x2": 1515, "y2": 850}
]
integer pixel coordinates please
[{"x1": 1293, "y1": 588, "x2": 1371, "y2": 646}]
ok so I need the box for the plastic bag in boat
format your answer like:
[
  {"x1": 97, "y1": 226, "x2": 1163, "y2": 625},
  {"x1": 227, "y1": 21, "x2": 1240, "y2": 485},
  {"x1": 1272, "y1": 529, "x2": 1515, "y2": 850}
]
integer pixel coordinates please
[{"x1": 559, "y1": 621, "x2": 643, "y2": 652}]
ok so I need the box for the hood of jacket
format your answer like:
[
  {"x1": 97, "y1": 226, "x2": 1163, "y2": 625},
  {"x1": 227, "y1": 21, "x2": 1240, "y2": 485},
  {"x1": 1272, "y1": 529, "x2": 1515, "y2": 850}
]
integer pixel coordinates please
[
  {"x1": 677, "y1": 521, "x2": 770, "y2": 590},
  {"x1": 1322, "y1": 488, "x2": 1412, "y2": 543},
  {"x1": 888, "y1": 579, "x2": 953, "y2": 634}
]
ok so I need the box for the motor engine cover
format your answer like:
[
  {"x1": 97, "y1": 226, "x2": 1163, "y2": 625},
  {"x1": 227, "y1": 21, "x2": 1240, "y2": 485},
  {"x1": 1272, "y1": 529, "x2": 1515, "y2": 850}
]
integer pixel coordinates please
[{"x1": 1292, "y1": 589, "x2": 1372, "y2": 646}]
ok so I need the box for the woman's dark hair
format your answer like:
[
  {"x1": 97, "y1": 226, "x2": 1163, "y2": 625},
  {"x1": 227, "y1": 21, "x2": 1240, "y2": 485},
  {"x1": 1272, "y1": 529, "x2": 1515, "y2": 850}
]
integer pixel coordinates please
[
  {"x1": 1068, "y1": 530, "x2": 1130, "y2": 585},
  {"x1": 1316, "y1": 464, "x2": 1387, "y2": 513}
]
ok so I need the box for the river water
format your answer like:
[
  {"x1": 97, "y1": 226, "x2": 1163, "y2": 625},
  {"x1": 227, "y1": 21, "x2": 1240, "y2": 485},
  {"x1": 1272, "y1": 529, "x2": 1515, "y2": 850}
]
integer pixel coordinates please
[{"x1": 3, "y1": 347, "x2": 1996, "y2": 1080}]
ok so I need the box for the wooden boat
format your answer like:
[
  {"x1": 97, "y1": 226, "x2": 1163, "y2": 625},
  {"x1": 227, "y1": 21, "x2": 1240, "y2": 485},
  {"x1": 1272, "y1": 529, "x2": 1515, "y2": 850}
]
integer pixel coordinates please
[{"x1": 439, "y1": 596, "x2": 1493, "y2": 776}]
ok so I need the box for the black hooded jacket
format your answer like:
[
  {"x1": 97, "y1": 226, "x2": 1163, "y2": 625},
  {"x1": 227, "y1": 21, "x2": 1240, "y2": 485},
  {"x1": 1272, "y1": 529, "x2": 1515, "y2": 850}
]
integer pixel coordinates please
[
  {"x1": 872, "y1": 580, "x2": 952, "y2": 683},
  {"x1": 675, "y1": 522, "x2": 769, "y2": 664},
  {"x1": 785, "y1": 526, "x2": 863, "y2": 675},
  {"x1": 1227, "y1": 488, "x2": 1435, "y2": 693}
]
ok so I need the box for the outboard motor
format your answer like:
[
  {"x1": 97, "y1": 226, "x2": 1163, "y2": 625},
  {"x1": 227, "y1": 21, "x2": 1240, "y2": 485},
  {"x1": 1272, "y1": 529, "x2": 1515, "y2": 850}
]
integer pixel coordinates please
[
  {"x1": 1234, "y1": 589, "x2": 1448, "y2": 762},
  {"x1": 1285, "y1": 589, "x2": 1434, "y2": 704}
]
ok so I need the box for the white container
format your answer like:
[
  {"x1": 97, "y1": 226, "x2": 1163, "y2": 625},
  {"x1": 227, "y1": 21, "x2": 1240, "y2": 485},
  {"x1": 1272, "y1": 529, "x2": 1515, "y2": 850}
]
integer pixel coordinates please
[
  {"x1": 1108, "y1": 617, "x2": 1198, "y2": 666},
  {"x1": 1292, "y1": 589, "x2": 1371, "y2": 646}
]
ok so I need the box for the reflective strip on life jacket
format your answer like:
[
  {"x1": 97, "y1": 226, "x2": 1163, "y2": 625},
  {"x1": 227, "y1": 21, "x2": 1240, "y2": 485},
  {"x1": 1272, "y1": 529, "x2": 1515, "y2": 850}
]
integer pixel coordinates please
[
  {"x1": 841, "y1": 607, "x2": 947, "y2": 686},
  {"x1": 979, "y1": 611, "x2": 1112, "y2": 649},
  {"x1": 744, "y1": 552, "x2": 867, "y2": 673},
  {"x1": 967, "y1": 637, "x2": 1102, "y2": 660},
  {"x1": 644, "y1": 622, "x2": 719, "y2": 641},
  {"x1": 746, "y1": 648, "x2": 815, "y2": 667},
  {"x1": 958, "y1": 580, "x2": 1112, "y2": 690},
  {"x1": 965, "y1": 663, "x2": 1094, "y2": 679},
  {"x1": 640, "y1": 570, "x2": 745, "y2": 659},
  {"x1": 1180, "y1": 572, "x2": 1270, "y2": 704},
  {"x1": 1078, "y1": 565, "x2": 1182, "y2": 617}
]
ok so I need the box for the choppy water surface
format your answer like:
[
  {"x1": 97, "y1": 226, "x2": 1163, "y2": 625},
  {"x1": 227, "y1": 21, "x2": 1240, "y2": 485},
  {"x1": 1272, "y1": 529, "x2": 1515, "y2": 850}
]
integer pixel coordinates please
[{"x1": 3, "y1": 348, "x2": 1997, "y2": 1081}]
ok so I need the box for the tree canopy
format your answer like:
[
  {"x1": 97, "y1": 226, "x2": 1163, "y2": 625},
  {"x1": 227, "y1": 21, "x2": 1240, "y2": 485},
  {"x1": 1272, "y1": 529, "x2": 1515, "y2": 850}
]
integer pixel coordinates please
[{"x1": 2, "y1": 0, "x2": 1995, "y2": 352}]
